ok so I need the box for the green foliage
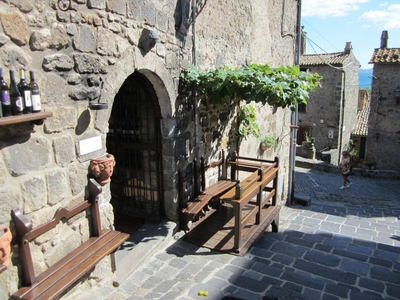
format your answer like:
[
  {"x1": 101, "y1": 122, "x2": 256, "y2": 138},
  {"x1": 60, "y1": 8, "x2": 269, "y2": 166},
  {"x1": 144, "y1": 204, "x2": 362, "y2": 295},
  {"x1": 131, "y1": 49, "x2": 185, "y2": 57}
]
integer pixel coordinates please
[
  {"x1": 238, "y1": 105, "x2": 260, "y2": 139},
  {"x1": 347, "y1": 139, "x2": 358, "y2": 157},
  {"x1": 304, "y1": 132, "x2": 311, "y2": 143},
  {"x1": 180, "y1": 64, "x2": 322, "y2": 108},
  {"x1": 180, "y1": 64, "x2": 322, "y2": 139},
  {"x1": 261, "y1": 135, "x2": 278, "y2": 150}
]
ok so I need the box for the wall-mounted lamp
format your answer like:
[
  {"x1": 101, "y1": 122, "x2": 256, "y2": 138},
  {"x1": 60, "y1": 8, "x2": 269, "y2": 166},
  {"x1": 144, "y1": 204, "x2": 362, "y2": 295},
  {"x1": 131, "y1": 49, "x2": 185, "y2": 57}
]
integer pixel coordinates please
[
  {"x1": 320, "y1": 119, "x2": 324, "y2": 124},
  {"x1": 89, "y1": 79, "x2": 108, "y2": 110},
  {"x1": 394, "y1": 85, "x2": 400, "y2": 104}
]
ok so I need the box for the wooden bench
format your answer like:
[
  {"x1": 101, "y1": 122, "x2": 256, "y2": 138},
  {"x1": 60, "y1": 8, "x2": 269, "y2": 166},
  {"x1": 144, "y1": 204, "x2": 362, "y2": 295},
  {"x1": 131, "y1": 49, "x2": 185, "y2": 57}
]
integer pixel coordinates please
[
  {"x1": 220, "y1": 152, "x2": 281, "y2": 251},
  {"x1": 179, "y1": 150, "x2": 237, "y2": 230},
  {"x1": 11, "y1": 178, "x2": 130, "y2": 300}
]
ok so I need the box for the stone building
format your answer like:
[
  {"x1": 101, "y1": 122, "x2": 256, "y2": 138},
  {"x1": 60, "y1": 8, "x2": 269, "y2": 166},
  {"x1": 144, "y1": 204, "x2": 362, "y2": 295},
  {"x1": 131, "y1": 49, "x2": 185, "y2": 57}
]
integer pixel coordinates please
[
  {"x1": 366, "y1": 30, "x2": 400, "y2": 171},
  {"x1": 351, "y1": 89, "x2": 371, "y2": 167},
  {"x1": 300, "y1": 42, "x2": 360, "y2": 164},
  {"x1": 0, "y1": 0, "x2": 299, "y2": 297}
]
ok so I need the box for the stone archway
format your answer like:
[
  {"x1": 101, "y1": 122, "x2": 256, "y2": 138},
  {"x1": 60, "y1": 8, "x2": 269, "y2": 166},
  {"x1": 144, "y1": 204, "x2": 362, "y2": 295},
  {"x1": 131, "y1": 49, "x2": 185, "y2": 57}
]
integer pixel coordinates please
[{"x1": 97, "y1": 49, "x2": 179, "y2": 222}]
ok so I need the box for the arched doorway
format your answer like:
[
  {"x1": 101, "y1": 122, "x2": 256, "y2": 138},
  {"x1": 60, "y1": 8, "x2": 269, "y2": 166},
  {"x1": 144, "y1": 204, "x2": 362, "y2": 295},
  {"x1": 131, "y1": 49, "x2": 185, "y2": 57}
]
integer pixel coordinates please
[{"x1": 107, "y1": 71, "x2": 164, "y2": 234}]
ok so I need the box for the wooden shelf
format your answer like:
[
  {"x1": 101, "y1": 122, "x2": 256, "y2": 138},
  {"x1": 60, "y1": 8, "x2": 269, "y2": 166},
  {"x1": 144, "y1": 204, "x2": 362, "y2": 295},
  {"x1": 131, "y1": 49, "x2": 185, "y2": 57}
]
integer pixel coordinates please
[{"x1": 0, "y1": 112, "x2": 52, "y2": 126}]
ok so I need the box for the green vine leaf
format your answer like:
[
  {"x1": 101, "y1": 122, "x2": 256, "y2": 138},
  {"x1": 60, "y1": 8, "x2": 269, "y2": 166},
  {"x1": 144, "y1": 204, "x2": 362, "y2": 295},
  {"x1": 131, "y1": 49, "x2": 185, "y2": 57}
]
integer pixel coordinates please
[{"x1": 180, "y1": 64, "x2": 322, "y2": 139}]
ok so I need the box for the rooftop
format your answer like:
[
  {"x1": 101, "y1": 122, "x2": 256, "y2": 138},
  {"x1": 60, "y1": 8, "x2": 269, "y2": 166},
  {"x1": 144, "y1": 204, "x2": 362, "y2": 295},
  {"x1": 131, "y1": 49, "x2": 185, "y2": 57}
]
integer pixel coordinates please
[
  {"x1": 352, "y1": 90, "x2": 370, "y2": 137},
  {"x1": 300, "y1": 52, "x2": 350, "y2": 66},
  {"x1": 369, "y1": 48, "x2": 400, "y2": 64}
]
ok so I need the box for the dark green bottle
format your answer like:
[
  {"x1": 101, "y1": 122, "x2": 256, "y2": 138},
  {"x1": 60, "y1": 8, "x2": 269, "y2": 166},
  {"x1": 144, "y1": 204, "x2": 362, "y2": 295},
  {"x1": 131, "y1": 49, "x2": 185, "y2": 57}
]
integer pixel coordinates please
[
  {"x1": 10, "y1": 70, "x2": 24, "y2": 115},
  {"x1": 0, "y1": 67, "x2": 11, "y2": 117}
]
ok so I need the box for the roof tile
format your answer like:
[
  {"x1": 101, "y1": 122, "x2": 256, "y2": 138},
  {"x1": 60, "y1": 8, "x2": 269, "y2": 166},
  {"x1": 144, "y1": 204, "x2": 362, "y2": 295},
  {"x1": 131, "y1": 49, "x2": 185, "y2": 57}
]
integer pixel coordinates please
[
  {"x1": 300, "y1": 52, "x2": 349, "y2": 66},
  {"x1": 369, "y1": 48, "x2": 400, "y2": 64}
]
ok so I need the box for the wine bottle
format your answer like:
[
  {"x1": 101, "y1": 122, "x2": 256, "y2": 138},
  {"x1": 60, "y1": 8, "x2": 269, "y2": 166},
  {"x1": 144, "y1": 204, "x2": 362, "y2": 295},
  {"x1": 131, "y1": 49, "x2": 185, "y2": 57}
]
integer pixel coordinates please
[
  {"x1": 18, "y1": 70, "x2": 32, "y2": 114},
  {"x1": 10, "y1": 70, "x2": 23, "y2": 115},
  {"x1": 29, "y1": 71, "x2": 41, "y2": 113},
  {"x1": 0, "y1": 68, "x2": 11, "y2": 117}
]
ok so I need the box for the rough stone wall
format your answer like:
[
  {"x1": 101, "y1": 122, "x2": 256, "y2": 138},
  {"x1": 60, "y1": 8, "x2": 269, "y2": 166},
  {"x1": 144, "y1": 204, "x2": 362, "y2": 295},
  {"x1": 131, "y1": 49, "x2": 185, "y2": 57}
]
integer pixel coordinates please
[
  {"x1": 299, "y1": 65, "x2": 343, "y2": 150},
  {"x1": 299, "y1": 54, "x2": 359, "y2": 165},
  {"x1": 366, "y1": 64, "x2": 400, "y2": 170},
  {"x1": 0, "y1": 0, "x2": 297, "y2": 297}
]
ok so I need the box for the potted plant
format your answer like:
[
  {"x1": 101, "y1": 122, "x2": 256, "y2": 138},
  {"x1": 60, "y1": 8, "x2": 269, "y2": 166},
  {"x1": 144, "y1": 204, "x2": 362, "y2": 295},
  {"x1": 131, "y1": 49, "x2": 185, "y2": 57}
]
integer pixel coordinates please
[
  {"x1": 302, "y1": 132, "x2": 314, "y2": 149},
  {"x1": 260, "y1": 135, "x2": 278, "y2": 151}
]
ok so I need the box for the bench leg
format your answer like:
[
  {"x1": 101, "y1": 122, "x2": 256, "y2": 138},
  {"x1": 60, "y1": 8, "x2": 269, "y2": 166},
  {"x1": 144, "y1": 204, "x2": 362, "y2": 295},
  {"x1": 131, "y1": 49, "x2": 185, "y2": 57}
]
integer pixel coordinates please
[
  {"x1": 233, "y1": 203, "x2": 241, "y2": 251},
  {"x1": 180, "y1": 214, "x2": 194, "y2": 231},
  {"x1": 271, "y1": 213, "x2": 279, "y2": 233}
]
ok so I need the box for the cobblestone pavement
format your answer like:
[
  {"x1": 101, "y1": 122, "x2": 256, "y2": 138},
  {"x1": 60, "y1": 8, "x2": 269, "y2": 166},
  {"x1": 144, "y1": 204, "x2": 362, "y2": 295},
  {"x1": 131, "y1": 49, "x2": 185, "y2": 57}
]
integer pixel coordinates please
[{"x1": 77, "y1": 168, "x2": 400, "y2": 300}]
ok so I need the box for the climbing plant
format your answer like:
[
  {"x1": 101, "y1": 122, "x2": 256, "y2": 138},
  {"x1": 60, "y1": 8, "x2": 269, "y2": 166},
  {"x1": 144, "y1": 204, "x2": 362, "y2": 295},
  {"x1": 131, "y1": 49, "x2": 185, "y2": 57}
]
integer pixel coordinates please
[{"x1": 180, "y1": 64, "x2": 322, "y2": 139}]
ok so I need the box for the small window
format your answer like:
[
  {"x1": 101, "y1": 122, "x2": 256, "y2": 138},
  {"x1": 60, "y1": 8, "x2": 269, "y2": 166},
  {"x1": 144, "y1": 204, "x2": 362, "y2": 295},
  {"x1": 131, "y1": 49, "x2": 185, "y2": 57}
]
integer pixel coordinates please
[{"x1": 298, "y1": 103, "x2": 306, "y2": 113}]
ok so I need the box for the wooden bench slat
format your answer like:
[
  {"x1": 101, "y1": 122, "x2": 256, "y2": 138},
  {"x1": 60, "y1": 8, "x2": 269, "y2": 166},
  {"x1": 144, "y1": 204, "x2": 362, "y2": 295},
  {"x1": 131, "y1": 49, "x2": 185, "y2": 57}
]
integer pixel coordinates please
[
  {"x1": 13, "y1": 230, "x2": 129, "y2": 300},
  {"x1": 183, "y1": 194, "x2": 213, "y2": 215},
  {"x1": 220, "y1": 170, "x2": 259, "y2": 201},
  {"x1": 202, "y1": 180, "x2": 236, "y2": 197}
]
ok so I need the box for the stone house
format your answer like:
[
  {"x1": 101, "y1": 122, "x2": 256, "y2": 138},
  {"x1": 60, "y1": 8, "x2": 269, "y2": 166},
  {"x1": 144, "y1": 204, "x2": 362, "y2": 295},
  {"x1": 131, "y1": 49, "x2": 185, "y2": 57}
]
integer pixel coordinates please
[
  {"x1": 351, "y1": 89, "x2": 371, "y2": 167},
  {"x1": 0, "y1": 0, "x2": 299, "y2": 297},
  {"x1": 300, "y1": 42, "x2": 360, "y2": 165},
  {"x1": 365, "y1": 31, "x2": 400, "y2": 171}
]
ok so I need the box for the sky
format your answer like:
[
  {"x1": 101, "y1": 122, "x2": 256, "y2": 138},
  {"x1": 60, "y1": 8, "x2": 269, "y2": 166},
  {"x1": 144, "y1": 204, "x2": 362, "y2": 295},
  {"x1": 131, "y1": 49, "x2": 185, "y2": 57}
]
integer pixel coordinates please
[{"x1": 301, "y1": 0, "x2": 400, "y2": 70}]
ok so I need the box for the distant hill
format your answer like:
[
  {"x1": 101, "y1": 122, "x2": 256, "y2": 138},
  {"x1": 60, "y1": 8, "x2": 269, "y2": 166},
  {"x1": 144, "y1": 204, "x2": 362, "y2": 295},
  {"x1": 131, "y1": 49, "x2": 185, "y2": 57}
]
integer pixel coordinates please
[{"x1": 360, "y1": 69, "x2": 373, "y2": 89}]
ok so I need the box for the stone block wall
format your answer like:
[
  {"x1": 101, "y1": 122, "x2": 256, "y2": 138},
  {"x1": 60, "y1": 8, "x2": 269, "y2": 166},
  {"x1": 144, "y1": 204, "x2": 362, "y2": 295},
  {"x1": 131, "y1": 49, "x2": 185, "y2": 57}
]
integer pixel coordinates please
[
  {"x1": 366, "y1": 64, "x2": 400, "y2": 170},
  {"x1": 0, "y1": 0, "x2": 298, "y2": 297}
]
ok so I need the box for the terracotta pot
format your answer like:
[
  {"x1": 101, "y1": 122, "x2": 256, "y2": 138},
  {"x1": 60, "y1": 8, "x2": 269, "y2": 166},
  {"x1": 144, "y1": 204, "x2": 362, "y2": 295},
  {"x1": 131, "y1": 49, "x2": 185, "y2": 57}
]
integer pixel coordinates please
[
  {"x1": 90, "y1": 153, "x2": 116, "y2": 186},
  {"x1": 0, "y1": 226, "x2": 12, "y2": 267}
]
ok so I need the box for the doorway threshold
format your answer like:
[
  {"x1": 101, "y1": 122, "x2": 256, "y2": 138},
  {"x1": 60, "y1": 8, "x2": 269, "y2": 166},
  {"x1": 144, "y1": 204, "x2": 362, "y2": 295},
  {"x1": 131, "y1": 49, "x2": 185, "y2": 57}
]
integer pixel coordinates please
[{"x1": 113, "y1": 220, "x2": 178, "y2": 284}]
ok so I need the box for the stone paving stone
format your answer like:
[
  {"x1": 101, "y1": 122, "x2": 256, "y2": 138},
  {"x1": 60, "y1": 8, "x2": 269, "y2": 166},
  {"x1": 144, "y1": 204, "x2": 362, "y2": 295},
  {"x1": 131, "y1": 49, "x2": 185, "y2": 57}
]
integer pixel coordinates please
[
  {"x1": 358, "y1": 277, "x2": 385, "y2": 293},
  {"x1": 352, "y1": 238, "x2": 377, "y2": 248},
  {"x1": 283, "y1": 230, "x2": 305, "y2": 238},
  {"x1": 368, "y1": 256, "x2": 393, "y2": 268},
  {"x1": 326, "y1": 215, "x2": 346, "y2": 224},
  {"x1": 386, "y1": 283, "x2": 400, "y2": 299},
  {"x1": 293, "y1": 259, "x2": 358, "y2": 284},
  {"x1": 228, "y1": 274, "x2": 267, "y2": 293},
  {"x1": 270, "y1": 241, "x2": 308, "y2": 258},
  {"x1": 251, "y1": 262, "x2": 284, "y2": 277},
  {"x1": 314, "y1": 243, "x2": 334, "y2": 253},
  {"x1": 204, "y1": 277, "x2": 229, "y2": 290},
  {"x1": 321, "y1": 237, "x2": 349, "y2": 249},
  {"x1": 264, "y1": 285, "x2": 307, "y2": 299},
  {"x1": 370, "y1": 265, "x2": 400, "y2": 285},
  {"x1": 270, "y1": 253, "x2": 296, "y2": 265},
  {"x1": 282, "y1": 281, "x2": 303, "y2": 293},
  {"x1": 242, "y1": 269, "x2": 264, "y2": 281},
  {"x1": 338, "y1": 224, "x2": 357, "y2": 236},
  {"x1": 192, "y1": 270, "x2": 211, "y2": 282},
  {"x1": 347, "y1": 243, "x2": 373, "y2": 255},
  {"x1": 153, "y1": 279, "x2": 178, "y2": 293},
  {"x1": 348, "y1": 289, "x2": 384, "y2": 300},
  {"x1": 284, "y1": 235, "x2": 316, "y2": 248},
  {"x1": 377, "y1": 242, "x2": 400, "y2": 254},
  {"x1": 158, "y1": 291, "x2": 184, "y2": 300},
  {"x1": 303, "y1": 287, "x2": 324, "y2": 299},
  {"x1": 144, "y1": 292, "x2": 163, "y2": 299},
  {"x1": 247, "y1": 246, "x2": 274, "y2": 259},
  {"x1": 226, "y1": 288, "x2": 263, "y2": 300},
  {"x1": 339, "y1": 257, "x2": 370, "y2": 276},
  {"x1": 303, "y1": 249, "x2": 341, "y2": 267},
  {"x1": 373, "y1": 248, "x2": 399, "y2": 261},
  {"x1": 332, "y1": 248, "x2": 369, "y2": 262},
  {"x1": 168, "y1": 257, "x2": 189, "y2": 269},
  {"x1": 280, "y1": 269, "x2": 326, "y2": 290},
  {"x1": 231, "y1": 256, "x2": 256, "y2": 269},
  {"x1": 324, "y1": 282, "x2": 351, "y2": 298}
]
